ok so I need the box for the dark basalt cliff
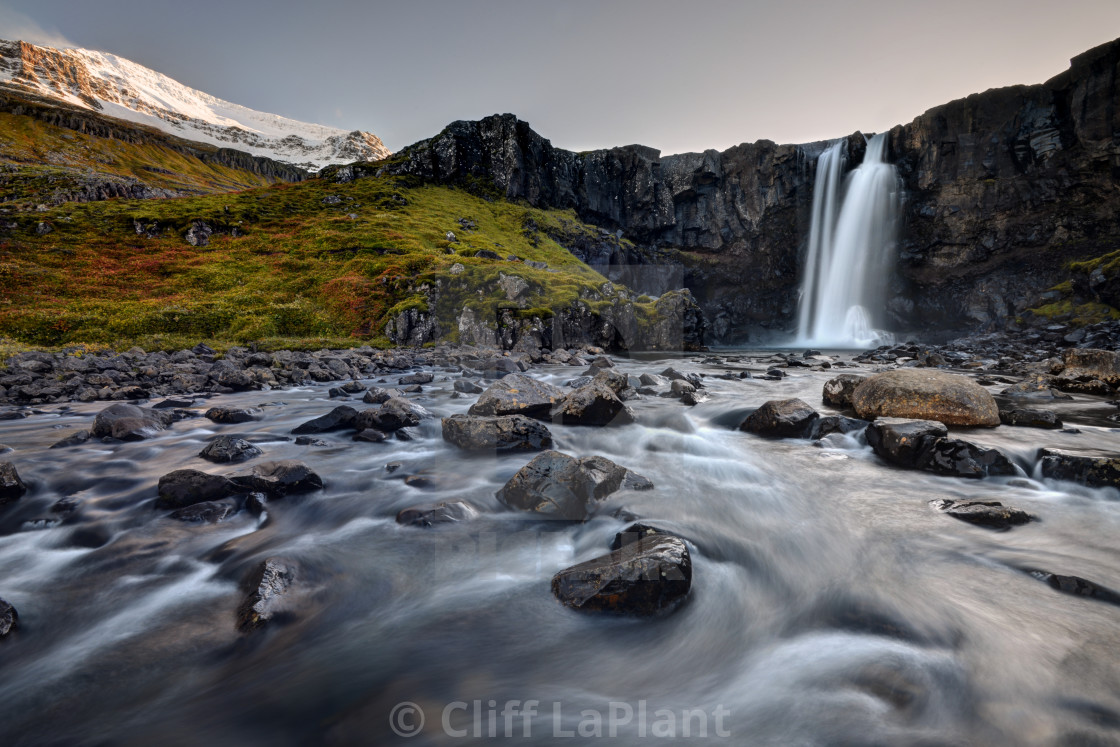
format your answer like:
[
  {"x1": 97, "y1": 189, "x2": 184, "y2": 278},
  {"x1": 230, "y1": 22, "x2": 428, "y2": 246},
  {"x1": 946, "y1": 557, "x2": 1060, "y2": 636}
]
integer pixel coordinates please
[{"x1": 386, "y1": 37, "x2": 1120, "y2": 343}]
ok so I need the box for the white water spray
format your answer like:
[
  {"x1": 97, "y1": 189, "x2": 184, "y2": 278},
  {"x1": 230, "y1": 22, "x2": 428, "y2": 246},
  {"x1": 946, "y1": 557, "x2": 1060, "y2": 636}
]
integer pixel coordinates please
[{"x1": 796, "y1": 133, "x2": 900, "y2": 348}]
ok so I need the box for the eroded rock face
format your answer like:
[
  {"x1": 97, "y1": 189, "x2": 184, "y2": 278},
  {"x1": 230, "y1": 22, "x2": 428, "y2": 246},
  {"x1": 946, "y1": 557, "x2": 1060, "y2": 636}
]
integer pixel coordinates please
[
  {"x1": 852, "y1": 370, "x2": 1000, "y2": 427},
  {"x1": 740, "y1": 399, "x2": 819, "y2": 438},
  {"x1": 468, "y1": 374, "x2": 562, "y2": 418},
  {"x1": 496, "y1": 451, "x2": 652, "y2": 520},
  {"x1": 551, "y1": 534, "x2": 692, "y2": 615},
  {"x1": 441, "y1": 414, "x2": 553, "y2": 453}
]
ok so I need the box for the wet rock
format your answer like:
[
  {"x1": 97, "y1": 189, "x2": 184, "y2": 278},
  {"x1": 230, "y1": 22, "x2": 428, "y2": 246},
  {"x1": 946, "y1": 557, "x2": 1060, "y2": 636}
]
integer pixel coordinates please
[
  {"x1": 822, "y1": 374, "x2": 866, "y2": 408},
  {"x1": 550, "y1": 381, "x2": 636, "y2": 426},
  {"x1": 852, "y1": 369, "x2": 1000, "y2": 426},
  {"x1": 441, "y1": 414, "x2": 553, "y2": 452},
  {"x1": 551, "y1": 534, "x2": 692, "y2": 616},
  {"x1": 353, "y1": 428, "x2": 389, "y2": 443},
  {"x1": 809, "y1": 415, "x2": 869, "y2": 440},
  {"x1": 680, "y1": 390, "x2": 706, "y2": 406},
  {"x1": 400, "y1": 372, "x2": 434, "y2": 385},
  {"x1": 203, "y1": 406, "x2": 260, "y2": 424},
  {"x1": 999, "y1": 408, "x2": 1062, "y2": 429},
  {"x1": 49, "y1": 430, "x2": 90, "y2": 449},
  {"x1": 865, "y1": 418, "x2": 949, "y2": 469},
  {"x1": 1052, "y1": 377, "x2": 1114, "y2": 396},
  {"x1": 453, "y1": 379, "x2": 485, "y2": 394},
  {"x1": 169, "y1": 500, "x2": 237, "y2": 524},
  {"x1": 294, "y1": 436, "x2": 330, "y2": 446},
  {"x1": 396, "y1": 500, "x2": 479, "y2": 527},
  {"x1": 922, "y1": 439, "x2": 1018, "y2": 478},
  {"x1": 156, "y1": 469, "x2": 237, "y2": 509},
  {"x1": 929, "y1": 498, "x2": 1032, "y2": 529},
  {"x1": 496, "y1": 451, "x2": 652, "y2": 520},
  {"x1": 1001, "y1": 375, "x2": 1072, "y2": 400},
  {"x1": 670, "y1": 379, "x2": 696, "y2": 397},
  {"x1": 0, "y1": 598, "x2": 17, "y2": 637},
  {"x1": 363, "y1": 386, "x2": 404, "y2": 404},
  {"x1": 739, "y1": 398, "x2": 819, "y2": 438},
  {"x1": 0, "y1": 462, "x2": 27, "y2": 505},
  {"x1": 1028, "y1": 570, "x2": 1120, "y2": 607},
  {"x1": 354, "y1": 397, "x2": 430, "y2": 432},
  {"x1": 467, "y1": 373, "x2": 563, "y2": 418},
  {"x1": 660, "y1": 367, "x2": 702, "y2": 388},
  {"x1": 609, "y1": 522, "x2": 670, "y2": 551},
  {"x1": 1039, "y1": 448, "x2": 1120, "y2": 488},
  {"x1": 232, "y1": 460, "x2": 323, "y2": 496},
  {"x1": 1060, "y1": 348, "x2": 1120, "y2": 387},
  {"x1": 639, "y1": 373, "x2": 667, "y2": 387},
  {"x1": 236, "y1": 557, "x2": 297, "y2": 632},
  {"x1": 291, "y1": 405, "x2": 358, "y2": 434},
  {"x1": 199, "y1": 436, "x2": 263, "y2": 464},
  {"x1": 91, "y1": 402, "x2": 171, "y2": 440},
  {"x1": 0, "y1": 410, "x2": 28, "y2": 420}
]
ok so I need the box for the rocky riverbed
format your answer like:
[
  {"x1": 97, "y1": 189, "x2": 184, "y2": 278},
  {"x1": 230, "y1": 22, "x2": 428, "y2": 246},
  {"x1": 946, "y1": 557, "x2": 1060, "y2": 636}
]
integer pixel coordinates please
[{"x1": 2, "y1": 339, "x2": 1120, "y2": 744}]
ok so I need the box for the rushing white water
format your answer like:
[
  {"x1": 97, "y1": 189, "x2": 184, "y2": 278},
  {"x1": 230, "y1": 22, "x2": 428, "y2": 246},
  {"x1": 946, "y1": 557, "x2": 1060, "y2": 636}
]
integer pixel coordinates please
[{"x1": 796, "y1": 133, "x2": 901, "y2": 348}]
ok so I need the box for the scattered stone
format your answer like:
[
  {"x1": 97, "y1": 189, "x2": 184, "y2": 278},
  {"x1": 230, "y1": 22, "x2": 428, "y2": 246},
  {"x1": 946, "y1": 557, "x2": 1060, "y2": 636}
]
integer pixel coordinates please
[
  {"x1": 1001, "y1": 376, "x2": 1072, "y2": 400},
  {"x1": 294, "y1": 436, "x2": 330, "y2": 446},
  {"x1": 852, "y1": 369, "x2": 1000, "y2": 426},
  {"x1": 1039, "y1": 448, "x2": 1120, "y2": 489},
  {"x1": 999, "y1": 408, "x2": 1062, "y2": 429},
  {"x1": 929, "y1": 498, "x2": 1032, "y2": 529},
  {"x1": 739, "y1": 398, "x2": 819, "y2": 438},
  {"x1": 232, "y1": 460, "x2": 323, "y2": 496},
  {"x1": 0, "y1": 462, "x2": 27, "y2": 505},
  {"x1": 292, "y1": 405, "x2": 358, "y2": 434},
  {"x1": 237, "y1": 557, "x2": 297, "y2": 632},
  {"x1": 550, "y1": 381, "x2": 635, "y2": 426},
  {"x1": 199, "y1": 436, "x2": 263, "y2": 463},
  {"x1": 468, "y1": 374, "x2": 562, "y2": 418},
  {"x1": 551, "y1": 534, "x2": 692, "y2": 616},
  {"x1": 396, "y1": 501, "x2": 479, "y2": 527},
  {"x1": 204, "y1": 406, "x2": 260, "y2": 424},
  {"x1": 639, "y1": 373, "x2": 667, "y2": 387},
  {"x1": 670, "y1": 379, "x2": 696, "y2": 397},
  {"x1": 1028, "y1": 570, "x2": 1120, "y2": 607},
  {"x1": 156, "y1": 469, "x2": 237, "y2": 509},
  {"x1": 354, "y1": 397, "x2": 430, "y2": 432},
  {"x1": 400, "y1": 372, "x2": 434, "y2": 385},
  {"x1": 441, "y1": 414, "x2": 553, "y2": 452},
  {"x1": 363, "y1": 386, "x2": 404, "y2": 404},
  {"x1": 353, "y1": 428, "x2": 389, "y2": 443},
  {"x1": 0, "y1": 598, "x2": 17, "y2": 637},
  {"x1": 496, "y1": 451, "x2": 651, "y2": 520},
  {"x1": 822, "y1": 374, "x2": 866, "y2": 408},
  {"x1": 453, "y1": 379, "x2": 484, "y2": 394},
  {"x1": 91, "y1": 402, "x2": 171, "y2": 440},
  {"x1": 49, "y1": 430, "x2": 90, "y2": 449},
  {"x1": 169, "y1": 500, "x2": 237, "y2": 524}
]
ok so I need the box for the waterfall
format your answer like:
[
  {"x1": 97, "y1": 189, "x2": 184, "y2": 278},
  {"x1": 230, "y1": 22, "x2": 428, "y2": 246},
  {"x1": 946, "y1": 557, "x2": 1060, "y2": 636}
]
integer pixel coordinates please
[{"x1": 796, "y1": 133, "x2": 900, "y2": 348}]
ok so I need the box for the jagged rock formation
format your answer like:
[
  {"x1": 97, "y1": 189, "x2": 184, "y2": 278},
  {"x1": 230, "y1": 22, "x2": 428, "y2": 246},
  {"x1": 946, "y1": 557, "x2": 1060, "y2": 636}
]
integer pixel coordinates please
[{"x1": 383, "y1": 37, "x2": 1120, "y2": 342}]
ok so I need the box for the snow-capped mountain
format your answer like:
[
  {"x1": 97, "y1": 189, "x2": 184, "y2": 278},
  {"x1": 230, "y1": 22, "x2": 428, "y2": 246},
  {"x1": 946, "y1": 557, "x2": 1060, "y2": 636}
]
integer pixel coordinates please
[{"x1": 0, "y1": 39, "x2": 390, "y2": 172}]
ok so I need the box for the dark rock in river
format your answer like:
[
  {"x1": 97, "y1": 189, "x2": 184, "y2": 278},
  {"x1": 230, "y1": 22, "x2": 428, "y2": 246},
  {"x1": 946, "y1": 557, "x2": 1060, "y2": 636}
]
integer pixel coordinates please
[
  {"x1": 363, "y1": 386, "x2": 404, "y2": 404},
  {"x1": 49, "y1": 430, "x2": 90, "y2": 449},
  {"x1": 199, "y1": 436, "x2": 263, "y2": 464},
  {"x1": 291, "y1": 405, "x2": 358, "y2": 434},
  {"x1": 1039, "y1": 448, "x2": 1120, "y2": 488},
  {"x1": 852, "y1": 370, "x2": 1000, "y2": 427},
  {"x1": 441, "y1": 414, "x2": 553, "y2": 452},
  {"x1": 91, "y1": 402, "x2": 172, "y2": 440},
  {"x1": 921, "y1": 438, "x2": 1018, "y2": 479},
  {"x1": 237, "y1": 557, "x2": 297, "y2": 632},
  {"x1": 496, "y1": 450, "x2": 652, "y2": 520},
  {"x1": 822, "y1": 374, "x2": 866, "y2": 408},
  {"x1": 156, "y1": 469, "x2": 237, "y2": 509},
  {"x1": 0, "y1": 598, "x2": 17, "y2": 637},
  {"x1": 551, "y1": 534, "x2": 692, "y2": 616},
  {"x1": 609, "y1": 522, "x2": 671, "y2": 551},
  {"x1": 866, "y1": 418, "x2": 949, "y2": 469},
  {"x1": 930, "y1": 498, "x2": 1033, "y2": 529},
  {"x1": 354, "y1": 397, "x2": 430, "y2": 432},
  {"x1": 453, "y1": 379, "x2": 485, "y2": 394},
  {"x1": 1001, "y1": 376, "x2": 1073, "y2": 400},
  {"x1": 809, "y1": 415, "x2": 869, "y2": 440},
  {"x1": 232, "y1": 460, "x2": 323, "y2": 496},
  {"x1": 999, "y1": 407, "x2": 1062, "y2": 429},
  {"x1": 1060, "y1": 348, "x2": 1120, "y2": 387},
  {"x1": 1028, "y1": 570, "x2": 1120, "y2": 607},
  {"x1": 169, "y1": 500, "x2": 237, "y2": 524},
  {"x1": 0, "y1": 462, "x2": 28, "y2": 505},
  {"x1": 204, "y1": 406, "x2": 260, "y2": 424},
  {"x1": 396, "y1": 500, "x2": 479, "y2": 527},
  {"x1": 467, "y1": 373, "x2": 562, "y2": 418},
  {"x1": 550, "y1": 381, "x2": 636, "y2": 426},
  {"x1": 353, "y1": 428, "x2": 389, "y2": 443},
  {"x1": 740, "y1": 398, "x2": 819, "y2": 438},
  {"x1": 399, "y1": 372, "x2": 434, "y2": 385}
]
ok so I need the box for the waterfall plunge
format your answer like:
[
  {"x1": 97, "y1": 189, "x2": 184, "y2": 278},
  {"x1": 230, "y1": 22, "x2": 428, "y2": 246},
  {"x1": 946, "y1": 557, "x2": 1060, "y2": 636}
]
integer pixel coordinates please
[{"x1": 796, "y1": 133, "x2": 900, "y2": 348}]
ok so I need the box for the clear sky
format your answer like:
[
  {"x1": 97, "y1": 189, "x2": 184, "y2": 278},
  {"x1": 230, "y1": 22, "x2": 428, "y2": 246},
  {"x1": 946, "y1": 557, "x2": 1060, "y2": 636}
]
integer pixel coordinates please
[{"x1": 3, "y1": 0, "x2": 1120, "y2": 155}]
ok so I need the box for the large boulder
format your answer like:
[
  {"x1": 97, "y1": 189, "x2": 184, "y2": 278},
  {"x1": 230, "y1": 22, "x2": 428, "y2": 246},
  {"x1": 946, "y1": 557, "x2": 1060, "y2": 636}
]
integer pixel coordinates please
[
  {"x1": 851, "y1": 370, "x2": 999, "y2": 426},
  {"x1": 550, "y1": 381, "x2": 635, "y2": 426},
  {"x1": 236, "y1": 557, "x2": 297, "y2": 632},
  {"x1": 467, "y1": 373, "x2": 562, "y2": 418},
  {"x1": 441, "y1": 414, "x2": 553, "y2": 453},
  {"x1": 199, "y1": 436, "x2": 263, "y2": 464},
  {"x1": 92, "y1": 403, "x2": 172, "y2": 440},
  {"x1": 920, "y1": 438, "x2": 1018, "y2": 479},
  {"x1": 1060, "y1": 348, "x2": 1120, "y2": 387},
  {"x1": 739, "y1": 398, "x2": 819, "y2": 438},
  {"x1": 291, "y1": 405, "x2": 358, "y2": 434},
  {"x1": 232, "y1": 460, "x2": 323, "y2": 496},
  {"x1": 822, "y1": 374, "x2": 866, "y2": 408},
  {"x1": 866, "y1": 418, "x2": 948, "y2": 469},
  {"x1": 551, "y1": 534, "x2": 692, "y2": 616},
  {"x1": 354, "y1": 398, "x2": 430, "y2": 432},
  {"x1": 156, "y1": 469, "x2": 238, "y2": 509},
  {"x1": 1038, "y1": 448, "x2": 1120, "y2": 489},
  {"x1": 496, "y1": 451, "x2": 652, "y2": 520}
]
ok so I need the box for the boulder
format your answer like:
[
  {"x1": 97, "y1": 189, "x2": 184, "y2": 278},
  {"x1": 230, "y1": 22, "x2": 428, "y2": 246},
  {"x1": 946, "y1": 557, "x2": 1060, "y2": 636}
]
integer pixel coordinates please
[
  {"x1": 353, "y1": 428, "x2": 389, "y2": 443},
  {"x1": 1028, "y1": 570, "x2": 1120, "y2": 607},
  {"x1": 291, "y1": 405, "x2": 358, "y2": 434},
  {"x1": 1001, "y1": 375, "x2": 1072, "y2": 400},
  {"x1": 400, "y1": 372, "x2": 434, "y2": 385},
  {"x1": 354, "y1": 397, "x2": 430, "y2": 432},
  {"x1": 467, "y1": 374, "x2": 562, "y2": 418},
  {"x1": 1039, "y1": 448, "x2": 1120, "y2": 488},
  {"x1": 851, "y1": 370, "x2": 1000, "y2": 426},
  {"x1": 396, "y1": 501, "x2": 479, "y2": 527},
  {"x1": 232, "y1": 460, "x2": 323, "y2": 496},
  {"x1": 91, "y1": 402, "x2": 172, "y2": 440},
  {"x1": 809, "y1": 415, "x2": 869, "y2": 440},
  {"x1": 453, "y1": 379, "x2": 485, "y2": 394},
  {"x1": 496, "y1": 451, "x2": 652, "y2": 520},
  {"x1": 867, "y1": 418, "x2": 1015, "y2": 478},
  {"x1": 50, "y1": 430, "x2": 91, "y2": 449},
  {"x1": 156, "y1": 469, "x2": 238, "y2": 509},
  {"x1": 739, "y1": 398, "x2": 819, "y2": 438},
  {"x1": 441, "y1": 414, "x2": 553, "y2": 453},
  {"x1": 1051, "y1": 377, "x2": 1114, "y2": 396},
  {"x1": 204, "y1": 406, "x2": 260, "y2": 424},
  {"x1": 551, "y1": 534, "x2": 692, "y2": 616},
  {"x1": 550, "y1": 381, "x2": 636, "y2": 426},
  {"x1": 1060, "y1": 348, "x2": 1120, "y2": 387},
  {"x1": 169, "y1": 500, "x2": 237, "y2": 524},
  {"x1": 0, "y1": 598, "x2": 16, "y2": 637},
  {"x1": 363, "y1": 386, "x2": 404, "y2": 404},
  {"x1": 865, "y1": 418, "x2": 948, "y2": 469},
  {"x1": 609, "y1": 522, "x2": 670, "y2": 551},
  {"x1": 822, "y1": 374, "x2": 866, "y2": 407},
  {"x1": 236, "y1": 557, "x2": 297, "y2": 632},
  {"x1": 921, "y1": 438, "x2": 1018, "y2": 479},
  {"x1": 929, "y1": 498, "x2": 1032, "y2": 529},
  {"x1": 199, "y1": 436, "x2": 263, "y2": 464},
  {"x1": 999, "y1": 408, "x2": 1062, "y2": 429},
  {"x1": 0, "y1": 462, "x2": 26, "y2": 505}
]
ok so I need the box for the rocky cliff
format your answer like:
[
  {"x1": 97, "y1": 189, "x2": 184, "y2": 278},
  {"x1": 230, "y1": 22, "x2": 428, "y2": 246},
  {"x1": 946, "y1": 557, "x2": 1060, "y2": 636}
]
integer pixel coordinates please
[{"x1": 384, "y1": 37, "x2": 1120, "y2": 343}]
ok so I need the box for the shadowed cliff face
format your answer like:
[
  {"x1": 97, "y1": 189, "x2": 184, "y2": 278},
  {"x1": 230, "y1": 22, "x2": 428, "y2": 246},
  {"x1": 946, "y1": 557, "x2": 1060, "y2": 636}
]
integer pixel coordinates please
[{"x1": 387, "y1": 36, "x2": 1120, "y2": 343}]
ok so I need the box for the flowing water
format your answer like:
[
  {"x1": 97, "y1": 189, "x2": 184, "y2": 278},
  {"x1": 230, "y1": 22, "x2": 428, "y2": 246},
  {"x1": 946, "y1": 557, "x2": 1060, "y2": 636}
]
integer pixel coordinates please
[
  {"x1": 798, "y1": 135, "x2": 902, "y2": 348},
  {"x1": 1, "y1": 354, "x2": 1120, "y2": 745}
]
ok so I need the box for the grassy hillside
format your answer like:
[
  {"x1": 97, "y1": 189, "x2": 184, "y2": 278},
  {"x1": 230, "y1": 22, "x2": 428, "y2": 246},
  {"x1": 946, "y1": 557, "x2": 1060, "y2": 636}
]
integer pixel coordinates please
[{"x1": 0, "y1": 162, "x2": 650, "y2": 350}]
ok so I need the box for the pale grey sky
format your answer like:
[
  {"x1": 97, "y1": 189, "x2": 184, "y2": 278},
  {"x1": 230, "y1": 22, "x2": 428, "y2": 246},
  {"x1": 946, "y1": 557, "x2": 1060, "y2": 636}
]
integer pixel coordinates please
[{"x1": 3, "y1": 0, "x2": 1119, "y2": 154}]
